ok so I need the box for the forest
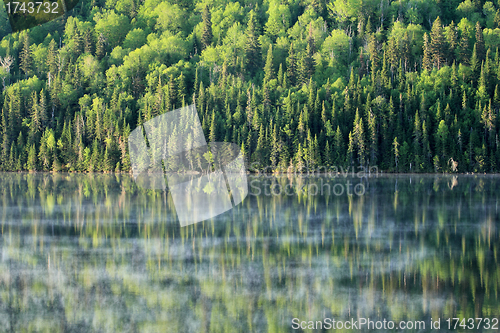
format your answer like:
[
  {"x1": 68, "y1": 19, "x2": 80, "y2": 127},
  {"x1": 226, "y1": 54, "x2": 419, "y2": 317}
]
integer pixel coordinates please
[{"x1": 0, "y1": 0, "x2": 500, "y2": 173}]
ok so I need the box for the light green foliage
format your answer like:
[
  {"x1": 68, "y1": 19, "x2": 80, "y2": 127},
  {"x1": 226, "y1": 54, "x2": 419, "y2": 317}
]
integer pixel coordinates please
[
  {"x1": 265, "y1": 0, "x2": 292, "y2": 37},
  {"x1": 321, "y1": 29, "x2": 349, "y2": 68},
  {"x1": 457, "y1": 0, "x2": 477, "y2": 20},
  {"x1": 94, "y1": 9, "x2": 131, "y2": 48},
  {"x1": 483, "y1": 1, "x2": 497, "y2": 28},
  {"x1": 483, "y1": 28, "x2": 500, "y2": 49},
  {"x1": 122, "y1": 28, "x2": 146, "y2": 50},
  {"x1": 154, "y1": 2, "x2": 187, "y2": 34},
  {"x1": 0, "y1": 0, "x2": 497, "y2": 173},
  {"x1": 327, "y1": 0, "x2": 364, "y2": 24}
]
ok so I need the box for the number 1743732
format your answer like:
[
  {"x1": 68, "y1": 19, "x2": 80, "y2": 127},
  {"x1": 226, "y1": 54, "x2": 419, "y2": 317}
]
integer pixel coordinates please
[{"x1": 5, "y1": 1, "x2": 59, "y2": 14}]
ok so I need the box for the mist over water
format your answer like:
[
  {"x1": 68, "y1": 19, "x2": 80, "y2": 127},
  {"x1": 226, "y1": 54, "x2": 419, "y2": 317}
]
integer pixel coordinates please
[{"x1": 0, "y1": 173, "x2": 498, "y2": 332}]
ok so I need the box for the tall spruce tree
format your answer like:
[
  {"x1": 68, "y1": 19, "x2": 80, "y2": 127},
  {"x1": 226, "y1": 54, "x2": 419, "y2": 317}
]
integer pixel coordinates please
[
  {"x1": 201, "y1": 5, "x2": 213, "y2": 50},
  {"x1": 245, "y1": 11, "x2": 261, "y2": 76},
  {"x1": 430, "y1": 17, "x2": 447, "y2": 69},
  {"x1": 20, "y1": 33, "x2": 32, "y2": 78}
]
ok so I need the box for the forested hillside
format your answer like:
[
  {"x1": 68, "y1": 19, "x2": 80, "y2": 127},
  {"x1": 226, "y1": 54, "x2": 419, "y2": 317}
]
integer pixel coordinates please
[{"x1": 0, "y1": 0, "x2": 500, "y2": 173}]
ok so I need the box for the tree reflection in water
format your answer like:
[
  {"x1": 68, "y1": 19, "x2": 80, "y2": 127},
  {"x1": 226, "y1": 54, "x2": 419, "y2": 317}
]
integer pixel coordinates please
[{"x1": 0, "y1": 173, "x2": 498, "y2": 332}]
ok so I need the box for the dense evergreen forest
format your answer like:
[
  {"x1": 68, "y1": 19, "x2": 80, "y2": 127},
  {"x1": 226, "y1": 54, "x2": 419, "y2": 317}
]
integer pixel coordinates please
[{"x1": 0, "y1": 0, "x2": 500, "y2": 173}]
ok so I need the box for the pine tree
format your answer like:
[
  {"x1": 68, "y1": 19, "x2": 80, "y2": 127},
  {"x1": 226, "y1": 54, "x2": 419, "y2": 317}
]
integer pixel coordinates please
[
  {"x1": 352, "y1": 109, "x2": 366, "y2": 166},
  {"x1": 368, "y1": 34, "x2": 379, "y2": 73},
  {"x1": 392, "y1": 137, "x2": 399, "y2": 172},
  {"x1": 264, "y1": 44, "x2": 274, "y2": 82},
  {"x1": 334, "y1": 126, "x2": 344, "y2": 166},
  {"x1": 84, "y1": 29, "x2": 94, "y2": 54},
  {"x1": 304, "y1": 23, "x2": 315, "y2": 80},
  {"x1": 495, "y1": 9, "x2": 500, "y2": 28},
  {"x1": 459, "y1": 29, "x2": 470, "y2": 65},
  {"x1": 47, "y1": 39, "x2": 58, "y2": 76},
  {"x1": 96, "y1": 33, "x2": 107, "y2": 60},
  {"x1": 209, "y1": 111, "x2": 217, "y2": 143},
  {"x1": 287, "y1": 43, "x2": 297, "y2": 86},
  {"x1": 20, "y1": 33, "x2": 32, "y2": 77},
  {"x1": 168, "y1": 75, "x2": 177, "y2": 109},
  {"x1": 253, "y1": 124, "x2": 268, "y2": 167},
  {"x1": 245, "y1": 11, "x2": 261, "y2": 76},
  {"x1": 368, "y1": 109, "x2": 377, "y2": 165},
  {"x1": 347, "y1": 131, "x2": 354, "y2": 166},
  {"x1": 413, "y1": 111, "x2": 422, "y2": 170},
  {"x1": 475, "y1": 21, "x2": 486, "y2": 62},
  {"x1": 324, "y1": 140, "x2": 332, "y2": 167},
  {"x1": 29, "y1": 92, "x2": 41, "y2": 145},
  {"x1": 422, "y1": 120, "x2": 431, "y2": 170},
  {"x1": 277, "y1": 63, "x2": 283, "y2": 87},
  {"x1": 177, "y1": 72, "x2": 186, "y2": 103},
  {"x1": 311, "y1": 135, "x2": 321, "y2": 169},
  {"x1": 270, "y1": 124, "x2": 280, "y2": 169},
  {"x1": 295, "y1": 142, "x2": 305, "y2": 172},
  {"x1": 447, "y1": 21, "x2": 458, "y2": 62},
  {"x1": 471, "y1": 43, "x2": 480, "y2": 75},
  {"x1": 72, "y1": 21, "x2": 83, "y2": 57},
  {"x1": 26, "y1": 144, "x2": 37, "y2": 172},
  {"x1": 430, "y1": 17, "x2": 447, "y2": 69},
  {"x1": 422, "y1": 33, "x2": 432, "y2": 71},
  {"x1": 436, "y1": 120, "x2": 449, "y2": 158},
  {"x1": 297, "y1": 53, "x2": 309, "y2": 85},
  {"x1": 201, "y1": 5, "x2": 213, "y2": 50},
  {"x1": 477, "y1": 61, "x2": 488, "y2": 102},
  {"x1": 103, "y1": 143, "x2": 112, "y2": 172}
]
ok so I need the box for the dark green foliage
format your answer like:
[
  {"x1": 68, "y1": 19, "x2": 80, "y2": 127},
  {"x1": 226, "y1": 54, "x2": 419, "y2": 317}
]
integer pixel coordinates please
[
  {"x1": 245, "y1": 10, "x2": 261, "y2": 77},
  {"x1": 201, "y1": 5, "x2": 213, "y2": 50}
]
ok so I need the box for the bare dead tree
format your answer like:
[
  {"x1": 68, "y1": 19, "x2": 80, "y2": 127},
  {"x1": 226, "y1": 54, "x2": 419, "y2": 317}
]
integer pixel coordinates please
[{"x1": 0, "y1": 55, "x2": 14, "y2": 90}]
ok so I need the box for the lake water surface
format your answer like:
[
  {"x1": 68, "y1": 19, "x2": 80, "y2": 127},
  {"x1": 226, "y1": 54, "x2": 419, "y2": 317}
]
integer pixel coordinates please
[{"x1": 0, "y1": 173, "x2": 499, "y2": 332}]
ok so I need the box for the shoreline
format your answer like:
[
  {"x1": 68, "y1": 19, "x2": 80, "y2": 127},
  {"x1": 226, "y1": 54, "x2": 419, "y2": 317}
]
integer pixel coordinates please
[{"x1": 1, "y1": 171, "x2": 499, "y2": 176}]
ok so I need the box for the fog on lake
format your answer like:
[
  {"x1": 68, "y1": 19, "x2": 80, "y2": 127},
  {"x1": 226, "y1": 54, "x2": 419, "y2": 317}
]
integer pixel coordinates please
[{"x1": 0, "y1": 173, "x2": 498, "y2": 332}]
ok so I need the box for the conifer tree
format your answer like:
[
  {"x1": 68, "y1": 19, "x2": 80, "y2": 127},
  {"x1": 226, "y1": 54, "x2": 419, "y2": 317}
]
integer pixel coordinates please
[
  {"x1": 264, "y1": 45, "x2": 274, "y2": 82},
  {"x1": 20, "y1": 33, "x2": 32, "y2": 78},
  {"x1": 471, "y1": 43, "x2": 480, "y2": 75},
  {"x1": 368, "y1": 110, "x2": 377, "y2": 165},
  {"x1": 392, "y1": 137, "x2": 399, "y2": 171},
  {"x1": 475, "y1": 21, "x2": 486, "y2": 62},
  {"x1": 324, "y1": 140, "x2": 332, "y2": 167},
  {"x1": 458, "y1": 29, "x2": 470, "y2": 65},
  {"x1": 72, "y1": 22, "x2": 83, "y2": 57},
  {"x1": 446, "y1": 21, "x2": 458, "y2": 62},
  {"x1": 47, "y1": 39, "x2": 58, "y2": 76},
  {"x1": 209, "y1": 111, "x2": 217, "y2": 143},
  {"x1": 368, "y1": 34, "x2": 379, "y2": 73},
  {"x1": 26, "y1": 144, "x2": 37, "y2": 172},
  {"x1": 295, "y1": 143, "x2": 305, "y2": 172},
  {"x1": 304, "y1": 23, "x2": 315, "y2": 80},
  {"x1": 422, "y1": 33, "x2": 432, "y2": 71},
  {"x1": 430, "y1": 17, "x2": 446, "y2": 69},
  {"x1": 201, "y1": 5, "x2": 213, "y2": 50},
  {"x1": 84, "y1": 29, "x2": 94, "y2": 54},
  {"x1": 245, "y1": 11, "x2": 261, "y2": 76},
  {"x1": 277, "y1": 63, "x2": 283, "y2": 87},
  {"x1": 352, "y1": 109, "x2": 366, "y2": 166},
  {"x1": 333, "y1": 126, "x2": 343, "y2": 166},
  {"x1": 287, "y1": 43, "x2": 297, "y2": 86},
  {"x1": 96, "y1": 33, "x2": 107, "y2": 60},
  {"x1": 422, "y1": 120, "x2": 431, "y2": 170}
]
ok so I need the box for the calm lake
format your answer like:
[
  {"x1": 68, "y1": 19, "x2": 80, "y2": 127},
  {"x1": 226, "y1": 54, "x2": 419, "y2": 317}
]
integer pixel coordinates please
[{"x1": 0, "y1": 173, "x2": 499, "y2": 332}]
